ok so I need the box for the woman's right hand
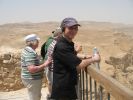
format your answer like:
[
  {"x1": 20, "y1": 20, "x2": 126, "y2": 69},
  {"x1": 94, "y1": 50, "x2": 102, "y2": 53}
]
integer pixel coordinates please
[
  {"x1": 44, "y1": 57, "x2": 52, "y2": 67},
  {"x1": 28, "y1": 57, "x2": 52, "y2": 73},
  {"x1": 92, "y1": 54, "x2": 101, "y2": 62}
]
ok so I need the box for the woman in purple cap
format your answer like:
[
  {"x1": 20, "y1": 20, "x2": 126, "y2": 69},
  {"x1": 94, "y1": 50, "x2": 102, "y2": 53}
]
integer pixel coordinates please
[{"x1": 51, "y1": 18, "x2": 100, "y2": 100}]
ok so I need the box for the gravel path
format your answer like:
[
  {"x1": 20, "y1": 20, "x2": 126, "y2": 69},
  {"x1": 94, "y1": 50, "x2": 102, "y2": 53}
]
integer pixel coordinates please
[{"x1": 0, "y1": 88, "x2": 48, "y2": 100}]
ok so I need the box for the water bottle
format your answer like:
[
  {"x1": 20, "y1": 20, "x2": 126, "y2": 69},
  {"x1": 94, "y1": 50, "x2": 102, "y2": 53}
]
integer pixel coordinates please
[{"x1": 93, "y1": 47, "x2": 100, "y2": 69}]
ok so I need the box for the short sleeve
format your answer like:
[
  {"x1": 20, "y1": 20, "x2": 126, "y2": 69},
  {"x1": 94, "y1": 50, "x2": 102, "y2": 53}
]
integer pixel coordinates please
[{"x1": 23, "y1": 49, "x2": 39, "y2": 66}]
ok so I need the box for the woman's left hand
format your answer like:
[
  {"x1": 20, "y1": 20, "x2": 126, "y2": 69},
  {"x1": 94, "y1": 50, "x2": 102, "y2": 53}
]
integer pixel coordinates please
[{"x1": 75, "y1": 44, "x2": 82, "y2": 53}]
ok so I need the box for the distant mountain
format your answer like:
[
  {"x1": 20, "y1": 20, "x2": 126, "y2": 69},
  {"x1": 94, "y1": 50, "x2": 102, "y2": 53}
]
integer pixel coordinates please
[{"x1": 0, "y1": 21, "x2": 133, "y2": 49}]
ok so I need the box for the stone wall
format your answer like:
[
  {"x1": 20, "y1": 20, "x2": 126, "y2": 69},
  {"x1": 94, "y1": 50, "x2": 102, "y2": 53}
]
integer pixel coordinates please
[
  {"x1": 0, "y1": 51, "x2": 47, "y2": 92},
  {"x1": 0, "y1": 52, "x2": 23, "y2": 91}
]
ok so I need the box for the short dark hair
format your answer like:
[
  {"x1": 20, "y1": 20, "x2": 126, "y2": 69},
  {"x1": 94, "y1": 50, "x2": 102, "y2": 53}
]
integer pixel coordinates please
[{"x1": 62, "y1": 27, "x2": 65, "y2": 32}]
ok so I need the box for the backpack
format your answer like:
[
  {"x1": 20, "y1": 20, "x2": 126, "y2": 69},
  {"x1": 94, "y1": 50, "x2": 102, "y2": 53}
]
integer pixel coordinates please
[
  {"x1": 41, "y1": 42, "x2": 46, "y2": 59},
  {"x1": 41, "y1": 37, "x2": 53, "y2": 59}
]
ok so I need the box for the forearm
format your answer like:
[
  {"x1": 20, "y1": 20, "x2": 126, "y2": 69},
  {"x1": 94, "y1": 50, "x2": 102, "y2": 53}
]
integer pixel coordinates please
[
  {"x1": 36, "y1": 63, "x2": 47, "y2": 71},
  {"x1": 28, "y1": 63, "x2": 47, "y2": 73},
  {"x1": 77, "y1": 54, "x2": 86, "y2": 59},
  {"x1": 77, "y1": 58, "x2": 93, "y2": 70},
  {"x1": 77, "y1": 54, "x2": 92, "y2": 59},
  {"x1": 77, "y1": 52, "x2": 100, "y2": 72}
]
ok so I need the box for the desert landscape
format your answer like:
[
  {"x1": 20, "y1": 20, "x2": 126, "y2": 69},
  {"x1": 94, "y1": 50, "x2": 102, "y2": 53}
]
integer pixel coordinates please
[{"x1": 0, "y1": 21, "x2": 133, "y2": 99}]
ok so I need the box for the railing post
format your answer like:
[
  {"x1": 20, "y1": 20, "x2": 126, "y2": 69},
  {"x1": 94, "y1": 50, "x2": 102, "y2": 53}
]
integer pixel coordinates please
[
  {"x1": 89, "y1": 76, "x2": 92, "y2": 100},
  {"x1": 80, "y1": 70, "x2": 82, "y2": 100},
  {"x1": 94, "y1": 80, "x2": 97, "y2": 100},
  {"x1": 107, "y1": 93, "x2": 110, "y2": 100},
  {"x1": 99, "y1": 86, "x2": 103, "y2": 100},
  {"x1": 85, "y1": 68, "x2": 89, "y2": 100},
  {"x1": 82, "y1": 70, "x2": 85, "y2": 100}
]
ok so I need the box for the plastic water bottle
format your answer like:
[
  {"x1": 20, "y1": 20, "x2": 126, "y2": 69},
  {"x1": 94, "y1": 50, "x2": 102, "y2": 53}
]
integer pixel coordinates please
[{"x1": 93, "y1": 47, "x2": 100, "y2": 69}]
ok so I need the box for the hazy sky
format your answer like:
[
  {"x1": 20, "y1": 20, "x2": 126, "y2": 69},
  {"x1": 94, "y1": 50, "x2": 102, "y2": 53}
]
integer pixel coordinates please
[{"x1": 0, "y1": 0, "x2": 133, "y2": 25}]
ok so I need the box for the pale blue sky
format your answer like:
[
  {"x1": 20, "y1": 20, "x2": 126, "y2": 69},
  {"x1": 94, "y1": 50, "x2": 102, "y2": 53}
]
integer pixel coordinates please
[{"x1": 0, "y1": 0, "x2": 133, "y2": 25}]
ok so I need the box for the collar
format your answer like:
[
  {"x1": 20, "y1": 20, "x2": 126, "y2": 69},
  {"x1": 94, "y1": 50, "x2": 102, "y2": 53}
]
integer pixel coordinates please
[
  {"x1": 60, "y1": 36, "x2": 74, "y2": 46},
  {"x1": 25, "y1": 46, "x2": 36, "y2": 54}
]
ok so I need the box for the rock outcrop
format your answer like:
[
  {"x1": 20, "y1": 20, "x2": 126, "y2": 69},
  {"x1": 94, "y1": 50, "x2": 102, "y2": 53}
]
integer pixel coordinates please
[{"x1": 105, "y1": 48, "x2": 133, "y2": 90}]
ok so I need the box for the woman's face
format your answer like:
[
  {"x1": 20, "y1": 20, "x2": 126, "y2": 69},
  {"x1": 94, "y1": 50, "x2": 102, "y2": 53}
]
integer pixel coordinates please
[{"x1": 64, "y1": 25, "x2": 78, "y2": 40}]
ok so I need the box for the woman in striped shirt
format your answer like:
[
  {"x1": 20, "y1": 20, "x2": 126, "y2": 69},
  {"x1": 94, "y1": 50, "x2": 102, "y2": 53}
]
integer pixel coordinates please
[
  {"x1": 45, "y1": 28, "x2": 62, "y2": 99},
  {"x1": 21, "y1": 34, "x2": 51, "y2": 100}
]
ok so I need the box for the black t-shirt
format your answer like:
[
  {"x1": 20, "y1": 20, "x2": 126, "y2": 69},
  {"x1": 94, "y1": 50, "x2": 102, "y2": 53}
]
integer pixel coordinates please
[{"x1": 51, "y1": 36, "x2": 81, "y2": 99}]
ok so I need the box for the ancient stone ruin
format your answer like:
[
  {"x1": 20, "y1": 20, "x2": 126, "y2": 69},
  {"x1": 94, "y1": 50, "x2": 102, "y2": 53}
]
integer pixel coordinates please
[
  {"x1": 0, "y1": 52, "x2": 23, "y2": 91},
  {"x1": 0, "y1": 51, "x2": 47, "y2": 92}
]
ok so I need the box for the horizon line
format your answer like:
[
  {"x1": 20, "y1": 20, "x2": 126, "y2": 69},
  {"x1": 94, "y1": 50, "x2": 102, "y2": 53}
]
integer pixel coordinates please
[{"x1": 0, "y1": 20, "x2": 133, "y2": 26}]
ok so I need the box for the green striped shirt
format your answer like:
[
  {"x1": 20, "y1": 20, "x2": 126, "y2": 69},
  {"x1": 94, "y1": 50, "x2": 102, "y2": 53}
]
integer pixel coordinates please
[{"x1": 21, "y1": 46, "x2": 43, "y2": 79}]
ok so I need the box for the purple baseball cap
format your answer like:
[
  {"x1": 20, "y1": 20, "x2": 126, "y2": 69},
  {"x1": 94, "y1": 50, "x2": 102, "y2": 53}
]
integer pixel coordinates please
[{"x1": 60, "y1": 17, "x2": 80, "y2": 28}]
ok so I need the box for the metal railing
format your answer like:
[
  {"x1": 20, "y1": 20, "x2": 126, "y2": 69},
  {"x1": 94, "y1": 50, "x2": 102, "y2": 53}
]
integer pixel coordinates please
[
  {"x1": 79, "y1": 48, "x2": 133, "y2": 100},
  {"x1": 79, "y1": 65, "x2": 133, "y2": 100}
]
